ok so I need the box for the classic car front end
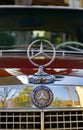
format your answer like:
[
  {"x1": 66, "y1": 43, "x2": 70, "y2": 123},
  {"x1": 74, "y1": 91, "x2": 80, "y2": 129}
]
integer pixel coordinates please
[{"x1": 0, "y1": 6, "x2": 83, "y2": 130}]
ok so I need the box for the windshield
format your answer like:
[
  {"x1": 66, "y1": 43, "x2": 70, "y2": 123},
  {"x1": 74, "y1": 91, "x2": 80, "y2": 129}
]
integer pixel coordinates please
[
  {"x1": 1, "y1": 29, "x2": 83, "y2": 51},
  {"x1": 0, "y1": 6, "x2": 83, "y2": 51}
]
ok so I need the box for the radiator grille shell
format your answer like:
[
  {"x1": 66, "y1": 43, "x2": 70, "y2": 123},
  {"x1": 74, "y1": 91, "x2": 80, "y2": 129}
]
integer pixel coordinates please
[{"x1": 0, "y1": 108, "x2": 83, "y2": 130}]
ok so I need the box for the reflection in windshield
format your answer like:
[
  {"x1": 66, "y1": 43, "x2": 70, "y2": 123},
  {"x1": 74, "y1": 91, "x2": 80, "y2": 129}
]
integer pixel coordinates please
[{"x1": 0, "y1": 30, "x2": 83, "y2": 51}]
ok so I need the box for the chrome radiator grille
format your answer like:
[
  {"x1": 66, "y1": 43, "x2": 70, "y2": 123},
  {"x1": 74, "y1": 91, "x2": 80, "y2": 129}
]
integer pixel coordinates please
[
  {"x1": 0, "y1": 109, "x2": 83, "y2": 130},
  {"x1": 44, "y1": 110, "x2": 83, "y2": 130}
]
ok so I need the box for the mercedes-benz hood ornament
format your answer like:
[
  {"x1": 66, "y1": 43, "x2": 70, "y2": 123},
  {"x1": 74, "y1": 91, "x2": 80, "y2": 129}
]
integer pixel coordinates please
[{"x1": 27, "y1": 39, "x2": 56, "y2": 84}]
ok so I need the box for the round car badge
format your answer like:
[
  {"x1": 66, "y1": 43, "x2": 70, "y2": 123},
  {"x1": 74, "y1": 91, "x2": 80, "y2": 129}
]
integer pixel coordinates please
[
  {"x1": 27, "y1": 39, "x2": 55, "y2": 67},
  {"x1": 31, "y1": 86, "x2": 53, "y2": 108}
]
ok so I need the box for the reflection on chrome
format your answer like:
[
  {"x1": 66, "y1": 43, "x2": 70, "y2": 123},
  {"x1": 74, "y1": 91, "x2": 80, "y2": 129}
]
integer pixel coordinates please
[
  {"x1": 17, "y1": 74, "x2": 83, "y2": 86},
  {"x1": 0, "y1": 83, "x2": 82, "y2": 108}
]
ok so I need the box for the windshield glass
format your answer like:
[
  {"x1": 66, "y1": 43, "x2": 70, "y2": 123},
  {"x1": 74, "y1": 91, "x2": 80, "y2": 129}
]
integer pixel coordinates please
[
  {"x1": 0, "y1": 7, "x2": 83, "y2": 51},
  {"x1": 0, "y1": 30, "x2": 83, "y2": 51}
]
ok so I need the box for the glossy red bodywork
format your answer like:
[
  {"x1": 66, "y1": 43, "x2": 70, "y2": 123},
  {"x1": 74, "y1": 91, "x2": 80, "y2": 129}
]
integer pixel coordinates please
[
  {"x1": 0, "y1": 56, "x2": 83, "y2": 77},
  {"x1": 0, "y1": 57, "x2": 83, "y2": 68}
]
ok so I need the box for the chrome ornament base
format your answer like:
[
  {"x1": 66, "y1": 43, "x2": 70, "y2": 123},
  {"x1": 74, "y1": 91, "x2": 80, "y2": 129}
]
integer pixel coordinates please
[{"x1": 28, "y1": 66, "x2": 55, "y2": 84}]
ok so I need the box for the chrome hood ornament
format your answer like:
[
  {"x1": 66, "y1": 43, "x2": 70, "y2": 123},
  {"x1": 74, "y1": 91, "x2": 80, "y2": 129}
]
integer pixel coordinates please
[{"x1": 27, "y1": 39, "x2": 56, "y2": 84}]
